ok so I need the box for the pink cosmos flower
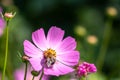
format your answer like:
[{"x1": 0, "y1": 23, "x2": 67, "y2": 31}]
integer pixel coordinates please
[
  {"x1": 23, "y1": 26, "x2": 80, "y2": 76},
  {"x1": 77, "y1": 62, "x2": 97, "y2": 77},
  {"x1": 14, "y1": 66, "x2": 49, "y2": 80}
]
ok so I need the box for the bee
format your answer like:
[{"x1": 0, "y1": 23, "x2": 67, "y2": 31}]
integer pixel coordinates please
[{"x1": 46, "y1": 56, "x2": 56, "y2": 67}]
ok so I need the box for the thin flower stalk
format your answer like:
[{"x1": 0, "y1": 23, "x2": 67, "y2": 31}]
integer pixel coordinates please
[
  {"x1": 24, "y1": 62, "x2": 28, "y2": 80},
  {"x1": 96, "y1": 19, "x2": 113, "y2": 71},
  {"x1": 39, "y1": 69, "x2": 44, "y2": 80},
  {"x1": 2, "y1": 23, "x2": 9, "y2": 80},
  {"x1": 32, "y1": 76, "x2": 35, "y2": 80}
]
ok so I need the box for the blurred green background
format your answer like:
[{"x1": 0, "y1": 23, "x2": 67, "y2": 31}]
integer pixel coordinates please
[{"x1": 0, "y1": 0, "x2": 120, "y2": 80}]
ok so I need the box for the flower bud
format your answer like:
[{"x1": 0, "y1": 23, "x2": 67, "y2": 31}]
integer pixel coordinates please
[
  {"x1": 31, "y1": 70, "x2": 40, "y2": 76},
  {"x1": 74, "y1": 26, "x2": 87, "y2": 37},
  {"x1": 22, "y1": 55, "x2": 30, "y2": 62},
  {"x1": 86, "y1": 35, "x2": 98, "y2": 45},
  {"x1": 106, "y1": 7, "x2": 117, "y2": 17},
  {"x1": 77, "y1": 62, "x2": 97, "y2": 77},
  {"x1": 4, "y1": 12, "x2": 16, "y2": 21}
]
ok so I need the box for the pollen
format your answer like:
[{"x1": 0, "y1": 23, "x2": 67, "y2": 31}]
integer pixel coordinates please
[{"x1": 44, "y1": 48, "x2": 56, "y2": 58}]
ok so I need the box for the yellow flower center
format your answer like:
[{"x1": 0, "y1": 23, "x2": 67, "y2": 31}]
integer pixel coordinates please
[
  {"x1": 44, "y1": 48, "x2": 56, "y2": 58},
  {"x1": 44, "y1": 49, "x2": 56, "y2": 67}
]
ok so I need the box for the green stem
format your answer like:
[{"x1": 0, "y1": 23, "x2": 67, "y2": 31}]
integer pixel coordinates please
[
  {"x1": 80, "y1": 77, "x2": 87, "y2": 80},
  {"x1": 32, "y1": 76, "x2": 35, "y2": 80},
  {"x1": 96, "y1": 19, "x2": 112, "y2": 71},
  {"x1": 24, "y1": 62, "x2": 28, "y2": 80},
  {"x1": 39, "y1": 69, "x2": 44, "y2": 80},
  {"x1": 2, "y1": 24, "x2": 9, "y2": 80},
  {"x1": 85, "y1": 76, "x2": 87, "y2": 80}
]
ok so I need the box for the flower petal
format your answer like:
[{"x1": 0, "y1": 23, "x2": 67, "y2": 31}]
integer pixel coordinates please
[
  {"x1": 32, "y1": 28, "x2": 47, "y2": 50},
  {"x1": 40, "y1": 74, "x2": 50, "y2": 80},
  {"x1": 14, "y1": 68, "x2": 24, "y2": 80},
  {"x1": 0, "y1": 18, "x2": 5, "y2": 29},
  {"x1": 47, "y1": 26, "x2": 64, "y2": 49},
  {"x1": 23, "y1": 40, "x2": 42, "y2": 58},
  {"x1": 57, "y1": 51, "x2": 80, "y2": 66},
  {"x1": 56, "y1": 36, "x2": 76, "y2": 53},
  {"x1": 29, "y1": 57, "x2": 42, "y2": 71},
  {"x1": 44, "y1": 61, "x2": 74, "y2": 76}
]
